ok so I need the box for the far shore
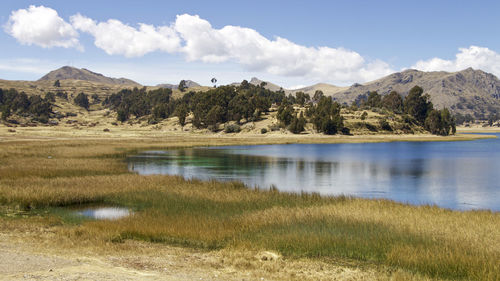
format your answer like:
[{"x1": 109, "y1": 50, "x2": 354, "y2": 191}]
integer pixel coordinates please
[{"x1": 0, "y1": 124, "x2": 496, "y2": 145}]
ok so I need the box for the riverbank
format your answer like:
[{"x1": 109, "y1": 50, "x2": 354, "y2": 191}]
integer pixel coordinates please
[{"x1": 1, "y1": 136, "x2": 499, "y2": 280}]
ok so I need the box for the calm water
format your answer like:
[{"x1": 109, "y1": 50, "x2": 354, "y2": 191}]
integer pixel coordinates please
[
  {"x1": 76, "y1": 207, "x2": 131, "y2": 220},
  {"x1": 128, "y1": 134, "x2": 500, "y2": 211}
]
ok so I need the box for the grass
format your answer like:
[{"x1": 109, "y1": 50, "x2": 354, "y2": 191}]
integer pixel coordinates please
[{"x1": 0, "y1": 137, "x2": 499, "y2": 280}]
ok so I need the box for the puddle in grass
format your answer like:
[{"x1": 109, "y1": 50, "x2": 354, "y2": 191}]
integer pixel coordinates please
[{"x1": 76, "y1": 207, "x2": 131, "y2": 220}]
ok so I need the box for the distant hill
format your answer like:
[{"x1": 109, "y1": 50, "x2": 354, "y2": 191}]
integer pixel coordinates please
[
  {"x1": 157, "y1": 80, "x2": 201, "y2": 89},
  {"x1": 38, "y1": 66, "x2": 140, "y2": 86},
  {"x1": 289, "y1": 83, "x2": 348, "y2": 96},
  {"x1": 331, "y1": 68, "x2": 500, "y2": 118},
  {"x1": 249, "y1": 77, "x2": 283, "y2": 92}
]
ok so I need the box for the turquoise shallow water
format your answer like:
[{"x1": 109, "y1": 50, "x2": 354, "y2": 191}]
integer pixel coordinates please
[{"x1": 128, "y1": 133, "x2": 500, "y2": 211}]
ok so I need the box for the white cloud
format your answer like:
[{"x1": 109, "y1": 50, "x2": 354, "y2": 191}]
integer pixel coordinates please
[
  {"x1": 4, "y1": 5, "x2": 80, "y2": 50},
  {"x1": 4, "y1": 7, "x2": 394, "y2": 84},
  {"x1": 70, "y1": 14, "x2": 180, "y2": 57},
  {"x1": 173, "y1": 14, "x2": 393, "y2": 83},
  {"x1": 413, "y1": 46, "x2": 500, "y2": 77}
]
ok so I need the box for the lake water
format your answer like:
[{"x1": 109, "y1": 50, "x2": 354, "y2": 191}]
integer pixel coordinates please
[{"x1": 128, "y1": 134, "x2": 500, "y2": 211}]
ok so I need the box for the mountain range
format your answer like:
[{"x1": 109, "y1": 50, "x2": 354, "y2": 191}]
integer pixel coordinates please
[{"x1": 4, "y1": 66, "x2": 500, "y2": 118}]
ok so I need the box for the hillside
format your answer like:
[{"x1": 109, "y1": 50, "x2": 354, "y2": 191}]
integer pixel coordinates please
[
  {"x1": 39, "y1": 66, "x2": 140, "y2": 86},
  {"x1": 157, "y1": 80, "x2": 201, "y2": 89},
  {"x1": 245, "y1": 68, "x2": 500, "y2": 119},
  {"x1": 331, "y1": 68, "x2": 500, "y2": 119}
]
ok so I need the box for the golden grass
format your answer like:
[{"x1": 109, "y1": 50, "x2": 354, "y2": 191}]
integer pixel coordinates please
[{"x1": 0, "y1": 137, "x2": 498, "y2": 280}]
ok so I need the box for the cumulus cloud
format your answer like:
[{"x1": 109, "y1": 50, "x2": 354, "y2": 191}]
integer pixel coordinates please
[
  {"x1": 413, "y1": 46, "x2": 500, "y2": 77},
  {"x1": 173, "y1": 14, "x2": 393, "y2": 83},
  {"x1": 4, "y1": 6, "x2": 394, "y2": 84},
  {"x1": 70, "y1": 14, "x2": 180, "y2": 57},
  {"x1": 4, "y1": 5, "x2": 80, "y2": 49}
]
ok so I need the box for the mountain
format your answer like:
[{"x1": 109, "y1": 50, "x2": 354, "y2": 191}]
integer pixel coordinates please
[
  {"x1": 38, "y1": 66, "x2": 140, "y2": 86},
  {"x1": 157, "y1": 80, "x2": 201, "y2": 89},
  {"x1": 331, "y1": 68, "x2": 500, "y2": 118},
  {"x1": 249, "y1": 77, "x2": 283, "y2": 92},
  {"x1": 289, "y1": 83, "x2": 348, "y2": 96}
]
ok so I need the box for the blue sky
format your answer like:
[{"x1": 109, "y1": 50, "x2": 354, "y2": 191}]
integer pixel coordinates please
[{"x1": 2, "y1": 0, "x2": 500, "y2": 87}]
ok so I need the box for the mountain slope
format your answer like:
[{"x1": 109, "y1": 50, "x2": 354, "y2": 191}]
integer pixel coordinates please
[
  {"x1": 157, "y1": 80, "x2": 201, "y2": 89},
  {"x1": 332, "y1": 68, "x2": 500, "y2": 118},
  {"x1": 38, "y1": 66, "x2": 140, "y2": 86}
]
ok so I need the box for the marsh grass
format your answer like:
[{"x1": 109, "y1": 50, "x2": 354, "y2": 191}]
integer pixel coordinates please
[{"x1": 0, "y1": 138, "x2": 498, "y2": 280}]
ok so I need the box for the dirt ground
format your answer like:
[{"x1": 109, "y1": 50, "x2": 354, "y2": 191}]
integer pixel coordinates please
[{"x1": 0, "y1": 229, "x2": 384, "y2": 281}]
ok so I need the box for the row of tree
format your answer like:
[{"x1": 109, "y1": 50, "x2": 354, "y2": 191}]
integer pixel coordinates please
[
  {"x1": 102, "y1": 82, "x2": 287, "y2": 130},
  {"x1": 355, "y1": 86, "x2": 455, "y2": 135},
  {"x1": 0, "y1": 88, "x2": 53, "y2": 123}
]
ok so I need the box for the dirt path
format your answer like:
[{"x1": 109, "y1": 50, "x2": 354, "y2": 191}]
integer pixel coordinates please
[{"x1": 0, "y1": 231, "x2": 383, "y2": 281}]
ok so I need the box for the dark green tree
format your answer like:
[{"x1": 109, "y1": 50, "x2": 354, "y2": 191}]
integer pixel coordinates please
[
  {"x1": 382, "y1": 91, "x2": 403, "y2": 113},
  {"x1": 277, "y1": 104, "x2": 294, "y2": 126},
  {"x1": 178, "y1": 80, "x2": 187, "y2": 92},
  {"x1": 364, "y1": 91, "x2": 382, "y2": 108},
  {"x1": 74, "y1": 92, "x2": 89, "y2": 110},
  {"x1": 288, "y1": 112, "x2": 306, "y2": 134},
  {"x1": 175, "y1": 103, "x2": 188, "y2": 127},
  {"x1": 54, "y1": 80, "x2": 61, "y2": 87},
  {"x1": 404, "y1": 86, "x2": 432, "y2": 124}
]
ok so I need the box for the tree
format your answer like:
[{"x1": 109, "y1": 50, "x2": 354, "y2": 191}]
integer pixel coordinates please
[
  {"x1": 424, "y1": 108, "x2": 455, "y2": 136},
  {"x1": 45, "y1": 92, "x2": 56, "y2": 102},
  {"x1": 382, "y1": 91, "x2": 403, "y2": 113},
  {"x1": 206, "y1": 105, "x2": 224, "y2": 130},
  {"x1": 117, "y1": 107, "x2": 129, "y2": 122},
  {"x1": 178, "y1": 80, "x2": 187, "y2": 92},
  {"x1": 295, "y1": 92, "x2": 310, "y2": 106},
  {"x1": 277, "y1": 104, "x2": 294, "y2": 126},
  {"x1": 91, "y1": 93, "x2": 100, "y2": 103},
  {"x1": 74, "y1": 93, "x2": 89, "y2": 110},
  {"x1": 54, "y1": 80, "x2": 61, "y2": 87},
  {"x1": 288, "y1": 112, "x2": 306, "y2": 134},
  {"x1": 364, "y1": 91, "x2": 382, "y2": 108},
  {"x1": 1, "y1": 106, "x2": 10, "y2": 121},
  {"x1": 175, "y1": 104, "x2": 188, "y2": 127},
  {"x1": 404, "y1": 86, "x2": 432, "y2": 124},
  {"x1": 312, "y1": 90, "x2": 324, "y2": 103}
]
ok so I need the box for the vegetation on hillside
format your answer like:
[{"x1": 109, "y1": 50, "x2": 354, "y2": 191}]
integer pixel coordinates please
[
  {"x1": 1, "y1": 83, "x2": 458, "y2": 136},
  {"x1": 0, "y1": 88, "x2": 53, "y2": 123},
  {"x1": 100, "y1": 83, "x2": 455, "y2": 136}
]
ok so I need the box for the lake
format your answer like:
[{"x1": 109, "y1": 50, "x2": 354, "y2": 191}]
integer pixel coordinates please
[{"x1": 128, "y1": 133, "x2": 500, "y2": 211}]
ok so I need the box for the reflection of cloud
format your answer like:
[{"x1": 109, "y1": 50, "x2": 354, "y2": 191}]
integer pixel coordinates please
[{"x1": 128, "y1": 140, "x2": 500, "y2": 211}]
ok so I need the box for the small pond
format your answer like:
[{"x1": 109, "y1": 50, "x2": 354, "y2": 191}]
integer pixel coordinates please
[{"x1": 76, "y1": 207, "x2": 131, "y2": 220}]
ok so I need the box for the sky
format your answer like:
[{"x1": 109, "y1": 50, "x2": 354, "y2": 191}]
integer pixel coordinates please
[{"x1": 1, "y1": 0, "x2": 500, "y2": 88}]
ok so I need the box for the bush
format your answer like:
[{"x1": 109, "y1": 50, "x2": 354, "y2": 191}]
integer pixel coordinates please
[
  {"x1": 379, "y1": 119, "x2": 392, "y2": 131},
  {"x1": 261, "y1": 128, "x2": 268, "y2": 134},
  {"x1": 269, "y1": 123, "x2": 280, "y2": 131},
  {"x1": 224, "y1": 124, "x2": 241, "y2": 133},
  {"x1": 74, "y1": 93, "x2": 89, "y2": 110},
  {"x1": 360, "y1": 111, "x2": 368, "y2": 120}
]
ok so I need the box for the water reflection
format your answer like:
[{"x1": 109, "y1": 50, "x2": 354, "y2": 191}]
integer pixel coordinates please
[
  {"x1": 128, "y1": 134, "x2": 500, "y2": 211},
  {"x1": 77, "y1": 207, "x2": 131, "y2": 220}
]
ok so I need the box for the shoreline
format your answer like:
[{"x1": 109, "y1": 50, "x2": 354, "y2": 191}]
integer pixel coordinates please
[{"x1": 0, "y1": 124, "x2": 495, "y2": 144}]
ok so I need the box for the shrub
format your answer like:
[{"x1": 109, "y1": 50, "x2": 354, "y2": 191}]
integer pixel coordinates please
[
  {"x1": 224, "y1": 124, "x2": 241, "y2": 133},
  {"x1": 74, "y1": 93, "x2": 89, "y2": 110},
  {"x1": 379, "y1": 119, "x2": 392, "y2": 131},
  {"x1": 261, "y1": 128, "x2": 268, "y2": 134}
]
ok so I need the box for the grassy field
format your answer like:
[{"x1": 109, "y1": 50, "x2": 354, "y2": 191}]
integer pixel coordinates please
[{"x1": 0, "y1": 137, "x2": 499, "y2": 280}]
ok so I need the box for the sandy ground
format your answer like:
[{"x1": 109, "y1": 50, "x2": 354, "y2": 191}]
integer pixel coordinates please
[{"x1": 0, "y1": 229, "x2": 382, "y2": 281}]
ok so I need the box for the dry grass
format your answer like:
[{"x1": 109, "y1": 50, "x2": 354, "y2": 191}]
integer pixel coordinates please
[{"x1": 0, "y1": 137, "x2": 498, "y2": 280}]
